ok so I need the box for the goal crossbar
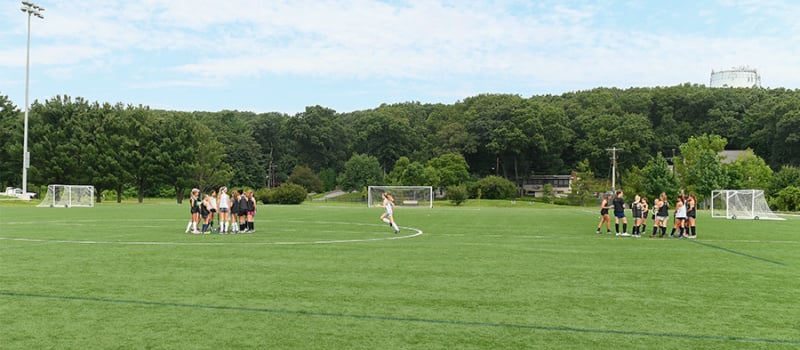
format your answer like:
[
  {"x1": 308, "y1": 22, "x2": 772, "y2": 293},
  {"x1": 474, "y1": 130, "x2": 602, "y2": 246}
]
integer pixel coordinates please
[
  {"x1": 37, "y1": 184, "x2": 95, "y2": 208},
  {"x1": 368, "y1": 186, "x2": 433, "y2": 208},
  {"x1": 710, "y1": 189, "x2": 784, "y2": 220}
]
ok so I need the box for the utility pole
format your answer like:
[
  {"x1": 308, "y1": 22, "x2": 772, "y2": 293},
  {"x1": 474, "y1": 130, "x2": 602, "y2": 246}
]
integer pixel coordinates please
[
  {"x1": 606, "y1": 147, "x2": 623, "y2": 191},
  {"x1": 21, "y1": 1, "x2": 44, "y2": 197}
]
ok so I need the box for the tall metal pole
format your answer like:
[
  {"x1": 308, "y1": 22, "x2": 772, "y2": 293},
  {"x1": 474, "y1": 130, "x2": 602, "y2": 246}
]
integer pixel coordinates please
[
  {"x1": 605, "y1": 147, "x2": 623, "y2": 191},
  {"x1": 21, "y1": 1, "x2": 44, "y2": 197}
]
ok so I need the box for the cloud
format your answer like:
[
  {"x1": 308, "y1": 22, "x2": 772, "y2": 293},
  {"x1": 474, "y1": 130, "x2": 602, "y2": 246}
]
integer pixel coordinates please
[{"x1": 2, "y1": 0, "x2": 800, "y2": 113}]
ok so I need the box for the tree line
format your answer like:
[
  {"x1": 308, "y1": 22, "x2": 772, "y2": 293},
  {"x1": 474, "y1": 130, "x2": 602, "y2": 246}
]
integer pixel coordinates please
[{"x1": 0, "y1": 84, "x2": 798, "y2": 209}]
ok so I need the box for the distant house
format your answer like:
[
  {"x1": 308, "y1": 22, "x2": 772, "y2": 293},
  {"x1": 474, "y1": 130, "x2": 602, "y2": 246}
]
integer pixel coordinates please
[
  {"x1": 518, "y1": 175, "x2": 573, "y2": 198},
  {"x1": 718, "y1": 150, "x2": 749, "y2": 164}
]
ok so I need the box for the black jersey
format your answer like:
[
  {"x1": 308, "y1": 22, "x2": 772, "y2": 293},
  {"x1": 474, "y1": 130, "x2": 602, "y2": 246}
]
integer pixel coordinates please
[
  {"x1": 247, "y1": 197, "x2": 256, "y2": 211},
  {"x1": 657, "y1": 201, "x2": 669, "y2": 217},
  {"x1": 613, "y1": 197, "x2": 625, "y2": 213},
  {"x1": 631, "y1": 201, "x2": 641, "y2": 217},
  {"x1": 238, "y1": 196, "x2": 249, "y2": 215},
  {"x1": 231, "y1": 197, "x2": 239, "y2": 213}
]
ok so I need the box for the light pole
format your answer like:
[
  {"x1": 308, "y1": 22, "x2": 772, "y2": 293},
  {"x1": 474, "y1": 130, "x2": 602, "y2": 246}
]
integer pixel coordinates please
[{"x1": 21, "y1": 1, "x2": 44, "y2": 197}]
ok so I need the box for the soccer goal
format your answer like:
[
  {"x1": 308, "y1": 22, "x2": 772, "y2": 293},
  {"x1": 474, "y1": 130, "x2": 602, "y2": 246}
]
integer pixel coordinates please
[
  {"x1": 368, "y1": 186, "x2": 433, "y2": 208},
  {"x1": 37, "y1": 184, "x2": 95, "y2": 208},
  {"x1": 710, "y1": 189, "x2": 784, "y2": 220}
]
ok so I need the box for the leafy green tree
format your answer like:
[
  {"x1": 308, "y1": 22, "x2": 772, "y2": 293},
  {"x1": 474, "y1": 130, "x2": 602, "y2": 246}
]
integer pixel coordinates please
[
  {"x1": 288, "y1": 165, "x2": 323, "y2": 193},
  {"x1": 318, "y1": 168, "x2": 337, "y2": 192},
  {"x1": 568, "y1": 159, "x2": 604, "y2": 206},
  {"x1": 0, "y1": 93, "x2": 21, "y2": 189},
  {"x1": 771, "y1": 110, "x2": 800, "y2": 166},
  {"x1": 768, "y1": 165, "x2": 800, "y2": 197},
  {"x1": 286, "y1": 106, "x2": 349, "y2": 173},
  {"x1": 187, "y1": 122, "x2": 234, "y2": 193},
  {"x1": 770, "y1": 186, "x2": 800, "y2": 211},
  {"x1": 677, "y1": 134, "x2": 728, "y2": 189},
  {"x1": 723, "y1": 149, "x2": 773, "y2": 190},
  {"x1": 351, "y1": 107, "x2": 418, "y2": 171},
  {"x1": 427, "y1": 153, "x2": 470, "y2": 188},
  {"x1": 641, "y1": 153, "x2": 680, "y2": 200},
  {"x1": 446, "y1": 184, "x2": 468, "y2": 206},
  {"x1": 200, "y1": 110, "x2": 267, "y2": 188},
  {"x1": 687, "y1": 149, "x2": 728, "y2": 201},
  {"x1": 472, "y1": 175, "x2": 518, "y2": 199},
  {"x1": 92, "y1": 103, "x2": 133, "y2": 202},
  {"x1": 123, "y1": 105, "x2": 166, "y2": 203},
  {"x1": 337, "y1": 154, "x2": 383, "y2": 192},
  {"x1": 387, "y1": 156, "x2": 430, "y2": 186},
  {"x1": 622, "y1": 165, "x2": 646, "y2": 202}
]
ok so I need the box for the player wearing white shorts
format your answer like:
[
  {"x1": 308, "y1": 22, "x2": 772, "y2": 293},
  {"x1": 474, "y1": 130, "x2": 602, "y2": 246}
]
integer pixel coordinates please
[{"x1": 380, "y1": 193, "x2": 400, "y2": 234}]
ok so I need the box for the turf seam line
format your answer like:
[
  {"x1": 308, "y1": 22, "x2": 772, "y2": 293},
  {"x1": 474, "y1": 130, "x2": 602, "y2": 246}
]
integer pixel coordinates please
[
  {"x1": 1, "y1": 291, "x2": 798, "y2": 345},
  {"x1": 688, "y1": 240, "x2": 788, "y2": 267}
]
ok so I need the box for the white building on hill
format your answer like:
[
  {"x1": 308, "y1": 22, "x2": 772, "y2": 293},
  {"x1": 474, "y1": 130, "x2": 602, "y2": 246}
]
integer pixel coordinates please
[{"x1": 710, "y1": 66, "x2": 761, "y2": 88}]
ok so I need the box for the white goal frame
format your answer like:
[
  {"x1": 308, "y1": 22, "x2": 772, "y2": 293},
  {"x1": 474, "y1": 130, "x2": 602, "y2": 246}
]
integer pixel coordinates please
[
  {"x1": 710, "y1": 189, "x2": 784, "y2": 220},
  {"x1": 37, "y1": 184, "x2": 96, "y2": 208},
  {"x1": 368, "y1": 186, "x2": 433, "y2": 208}
]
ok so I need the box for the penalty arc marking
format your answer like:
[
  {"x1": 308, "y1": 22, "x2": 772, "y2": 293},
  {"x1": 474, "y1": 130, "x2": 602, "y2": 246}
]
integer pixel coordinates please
[{"x1": 0, "y1": 222, "x2": 424, "y2": 246}]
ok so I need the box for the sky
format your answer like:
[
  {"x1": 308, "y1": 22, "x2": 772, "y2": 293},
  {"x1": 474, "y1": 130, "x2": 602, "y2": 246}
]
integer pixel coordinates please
[{"x1": 1, "y1": 0, "x2": 800, "y2": 115}]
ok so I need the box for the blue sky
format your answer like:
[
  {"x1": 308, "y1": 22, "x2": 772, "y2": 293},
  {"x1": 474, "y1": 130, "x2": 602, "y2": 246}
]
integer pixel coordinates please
[{"x1": 2, "y1": 0, "x2": 799, "y2": 115}]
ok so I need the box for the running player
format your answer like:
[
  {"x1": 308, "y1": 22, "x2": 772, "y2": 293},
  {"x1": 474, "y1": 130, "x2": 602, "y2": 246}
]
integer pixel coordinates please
[{"x1": 380, "y1": 193, "x2": 400, "y2": 234}]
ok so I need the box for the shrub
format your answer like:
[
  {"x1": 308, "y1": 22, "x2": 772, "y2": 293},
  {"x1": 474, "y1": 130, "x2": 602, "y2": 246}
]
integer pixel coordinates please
[
  {"x1": 255, "y1": 188, "x2": 271, "y2": 204},
  {"x1": 472, "y1": 176, "x2": 518, "y2": 199},
  {"x1": 288, "y1": 165, "x2": 324, "y2": 193},
  {"x1": 270, "y1": 183, "x2": 308, "y2": 204},
  {"x1": 770, "y1": 186, "x2": 800, "y2": 212},
  {"x1": 446, "y1": 185, "x2": 468, "y2": 206}
]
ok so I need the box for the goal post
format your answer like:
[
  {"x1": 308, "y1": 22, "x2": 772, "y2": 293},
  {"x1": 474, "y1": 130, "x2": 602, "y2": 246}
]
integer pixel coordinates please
[
  {"x1": 710, "y1": 189, "x2": 784, "y2": 220},
  {"x1": 368, "y1": 186, "x2": 433, "y2": 208},
  {"x1": 37, "y1": 184, "x2": 96, "y2": 208}
]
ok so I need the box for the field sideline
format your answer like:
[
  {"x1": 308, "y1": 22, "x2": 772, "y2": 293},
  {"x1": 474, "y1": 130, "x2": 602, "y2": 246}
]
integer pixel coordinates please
[{"x1": 0, "y1": 202, "x2": 798, "y2": 349}]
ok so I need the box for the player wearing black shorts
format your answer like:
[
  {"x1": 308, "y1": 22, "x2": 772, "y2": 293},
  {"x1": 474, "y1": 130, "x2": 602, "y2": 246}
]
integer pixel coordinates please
[
  {"x1": 686, "y1": 194, "x2": 697, "y2": 238},
  {"x1": 612, "y1": 191, "x2": 628, "y2": 236},
  {"x1": 596, "y1": 194, "x2": 612, "y2": 234},
  {"x1": 630, "y1": 195, "x2": 642, "y2": 237}
]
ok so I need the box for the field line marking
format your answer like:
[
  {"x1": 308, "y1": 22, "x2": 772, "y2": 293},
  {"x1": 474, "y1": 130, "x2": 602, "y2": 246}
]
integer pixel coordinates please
[
  {"x1": 688, "y1": 240, "x2": 788, "y2": 267},
  {"x1": 0, "y1": 226, "x2": 423, "y2": 246},
  {"x1": 1, "y1": 290, "x2": 797, "y2": 345}
]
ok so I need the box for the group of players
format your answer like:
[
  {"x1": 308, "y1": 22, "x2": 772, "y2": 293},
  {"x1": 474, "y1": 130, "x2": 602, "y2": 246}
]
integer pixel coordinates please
[
  {"x1": 184, "y1": 188, "x2": 401, "y2": 235},
  {"x1": 185, "y1": 187, "x2": 257, "y2": 234},
  {"x1": 596, "y1": 190, "x2": 697, "y2": 238}
]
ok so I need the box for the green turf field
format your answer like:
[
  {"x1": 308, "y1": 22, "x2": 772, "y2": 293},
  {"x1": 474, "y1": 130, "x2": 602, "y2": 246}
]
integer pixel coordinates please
[{"x1": 1, "y1": 202, "x2": 798, "y2": 349}]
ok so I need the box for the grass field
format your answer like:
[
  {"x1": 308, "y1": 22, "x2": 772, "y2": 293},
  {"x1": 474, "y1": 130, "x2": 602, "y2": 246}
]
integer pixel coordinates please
[{"x1": 0, "y1": 201, "x2": 798, "y2": 349}]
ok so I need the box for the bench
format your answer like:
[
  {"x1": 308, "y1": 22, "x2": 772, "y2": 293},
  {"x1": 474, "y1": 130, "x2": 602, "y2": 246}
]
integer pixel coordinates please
[{"x1": 402, "y1": 200, "x2": 419, "y2": 206}]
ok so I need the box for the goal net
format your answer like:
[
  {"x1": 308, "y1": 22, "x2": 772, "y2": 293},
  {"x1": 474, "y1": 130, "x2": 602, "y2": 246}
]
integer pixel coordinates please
[
  {"x1": 710, "y1": 189, "x2": 784, "y2": 220},
  {"x1": 368, "y1": 186, "x2": 433, "y2": 208},
  {"x1": 37, "y1": 184, "x2": 95, "y2": 208}
]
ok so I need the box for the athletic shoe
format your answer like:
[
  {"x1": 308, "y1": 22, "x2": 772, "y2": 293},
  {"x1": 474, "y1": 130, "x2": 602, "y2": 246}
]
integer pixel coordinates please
[
  {"x1": 606, "y1": 231, "x2": 612, "y2": 234},
  {"x1": 620, "y1": 233, "x2": 631, "y2": 237},
  {"x1": 394, "y1": 229, "x2": 400, "y2": 234},
  {"x1": 632, "y1": 234, "x2": 640, "y2": 238}
]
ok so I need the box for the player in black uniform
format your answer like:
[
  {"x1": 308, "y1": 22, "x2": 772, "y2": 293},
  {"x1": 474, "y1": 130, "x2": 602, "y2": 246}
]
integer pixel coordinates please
[
  {"x1": 686, "y1": 194, "x2": 697, "y2": 238},
  {"x1": 630, "y1": 195, "x2": 642, "y2": 237},
  {"x1": 596, "y1": 193, "x2": 612, "y2": 234},
  {"x1": 612, "y1": 191, "x2": 628, "y2": 236}
]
